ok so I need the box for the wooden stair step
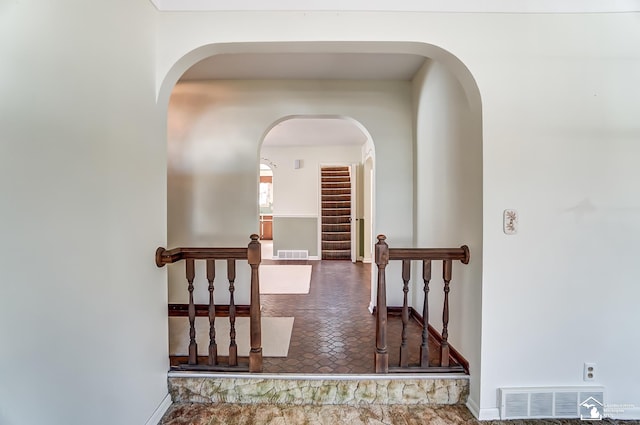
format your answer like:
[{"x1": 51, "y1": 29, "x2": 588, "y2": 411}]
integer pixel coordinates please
[{"x1": 322, "y1": 224, "x2": 351, "y2": 232}]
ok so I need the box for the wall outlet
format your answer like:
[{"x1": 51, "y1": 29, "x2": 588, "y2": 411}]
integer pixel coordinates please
[{"x1": 584, "y1": 363, "x2": 597, "y2": 381}]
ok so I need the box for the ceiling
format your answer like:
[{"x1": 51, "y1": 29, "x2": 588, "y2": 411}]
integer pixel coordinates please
[
  {"x1": 264, "y1": 118, "x2": 368, "y2": 147},
  {"x1": 180, "y1": 53, "x2": 427, "y2": 81}
]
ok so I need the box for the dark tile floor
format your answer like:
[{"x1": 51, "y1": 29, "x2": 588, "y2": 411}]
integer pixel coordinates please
[{"x1": 260, "y1": 259, "x2": 458, "y2": 374}]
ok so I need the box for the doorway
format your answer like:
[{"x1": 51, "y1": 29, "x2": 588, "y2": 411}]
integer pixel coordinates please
[{"x1": 259, "y1": 163, "x2": 274, "y2": 241}]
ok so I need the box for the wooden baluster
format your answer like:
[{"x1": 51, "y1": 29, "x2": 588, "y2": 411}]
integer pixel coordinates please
[
  {"x1": 440, "y1": 260, "x2": 452, "y2": 367},
  {"x1": 374, "y1": 234, "x2": 389, "y2": 373},
  {"x1": 186, "y1": 259, "x2": 197, "y2": 365},
  {"x1": 399, "y1": 259, "x2": 411, "y2": 368},
  {"x1": 207, "y1": 259, "x2": 217, "y2": 366},
  {"x1": 227, "y1": 259, "x2": 237, "y2": 367},
  {"x1": 248, "y1": 234, "x2": 262, "y2": 373},
  {"x1": 420, "y1": 260, "x2": 432, "y2": 367}
]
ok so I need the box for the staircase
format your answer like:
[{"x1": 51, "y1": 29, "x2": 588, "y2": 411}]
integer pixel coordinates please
[{"x1": 321, "y1": 166, "x2": 352, "y2": 260}]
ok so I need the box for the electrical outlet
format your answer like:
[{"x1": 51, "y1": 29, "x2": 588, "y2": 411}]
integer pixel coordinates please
[{"x1": 584, "y1": 363, "x2": 597, "y2": 381}]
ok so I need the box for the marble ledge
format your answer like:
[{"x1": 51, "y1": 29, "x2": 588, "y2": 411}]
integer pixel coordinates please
[{"x1": 168, "y1": 376, "x2": 469, "y2": 406}]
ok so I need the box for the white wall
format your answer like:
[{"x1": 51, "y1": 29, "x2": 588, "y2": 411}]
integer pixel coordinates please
[
  {"x1": 0, "y1": 1, "x2": 168, "y2": 425},
  {"x1": 412, "y1": 58, "x2": 483, "y2": 413},
  {"x1": 157, "y1": 12, "x2": 640, "y2": 419},
  {"x1": 476, "y1": 13, "x2": 640, "y2": 419},
  {"x1": 262, "y1": 144, "x2": 362, "y2": 216}
]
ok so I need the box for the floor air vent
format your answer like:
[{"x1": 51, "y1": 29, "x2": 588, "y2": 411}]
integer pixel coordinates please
[
  {"x1": 500, "y1": 386, "x2": 604, "y2": 420},
  {"x1": 277, "y1": 250, "x2": 309, "y2": 260}
]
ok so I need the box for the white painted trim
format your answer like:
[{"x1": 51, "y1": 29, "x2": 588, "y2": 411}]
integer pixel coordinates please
[
  {"x1": 145, "y1": 393, "x2": 172, "y2": 425},
  {"x1": 368, "y1": 301, "x2": 375, "y2": 314},
  {"x1": 151, "y1": 0, "x2": 640, "y2": 13},
  {"x1": 168, "y1": 371, "x2": 469, "y2": 381},
  {"x1": 466, "y1": 396, "x2": 481, "y2": 419},
  {"x1": 477, "y1": 407, "x2": 501, "y2": 421}
]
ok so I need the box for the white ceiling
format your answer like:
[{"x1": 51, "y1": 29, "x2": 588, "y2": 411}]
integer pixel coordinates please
[
  {"x1": 264, "y1": 118, "x2": 368, "y2": 147},
  {"x1": 181, "y1": 53, "x2": 427, "y2": 81}
]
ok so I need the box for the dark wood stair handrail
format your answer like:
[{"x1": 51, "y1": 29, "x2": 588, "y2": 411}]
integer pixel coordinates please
[{"x1": 156, "y1": 234, "x2": 262, "y2": 373}]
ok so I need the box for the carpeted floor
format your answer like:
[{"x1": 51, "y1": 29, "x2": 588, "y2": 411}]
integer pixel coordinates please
[{"x1": 159, "y1": 403, "x2": 640, "y2": 425}]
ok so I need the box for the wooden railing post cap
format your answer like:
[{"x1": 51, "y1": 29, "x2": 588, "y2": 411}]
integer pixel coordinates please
[
  {"x1": 155, "y1": 247, "x2": 167, "y2": 268},
  {"x1": 377, "y1": 234, "x2": 387, "y2": 243},
  {"x1": 461, "y1": 245, "x2": 470, "y2": 264}
]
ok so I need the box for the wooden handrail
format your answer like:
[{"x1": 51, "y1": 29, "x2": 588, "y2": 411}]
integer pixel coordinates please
[
  {"x1": 156, "y1": 247, "x2": 249, "y2": 266},
  {"x1": 388, "y1": 247, "x2": 469, "y2": 263},
  {"x1": 156, "y1": 234, "x2": 262, "y2": 373},
  {"x1": 374, "y1": 234, "x2": 470, "y2": 374}
]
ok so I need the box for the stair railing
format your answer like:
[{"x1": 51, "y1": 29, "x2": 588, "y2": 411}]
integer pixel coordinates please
[
  {"x1": 156, "y1": 234, "x2": 262, "y2": 372},
  {"x1": 374, "y1": 234, "x2": 470, "y2": 373}
]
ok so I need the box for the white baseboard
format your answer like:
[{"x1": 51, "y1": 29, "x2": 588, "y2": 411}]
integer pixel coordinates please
[
  {"x1": 466, "y1": 397, "x2": 480, "y2": 419},
  {"x1": 145, "y1": 393, "x2": 172, "y2": 425},
  {"x1": 467, "y1": 398, "x2": 501, "y2": 420},
  {"x1": 476, "y1": 407, "x2": 500, "y2": 421}
]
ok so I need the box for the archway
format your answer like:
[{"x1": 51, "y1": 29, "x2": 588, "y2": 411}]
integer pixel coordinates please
[
  {"x1": 259, "y1": 115, "x2": 375, "y2": 263},
  {"x1": 161, "y1": 41, "x2": 482, "y2": 402}
]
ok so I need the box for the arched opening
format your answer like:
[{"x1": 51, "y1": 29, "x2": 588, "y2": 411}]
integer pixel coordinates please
[
  {"x1": 259, "y1": 115, "x2": 375, "y2": 263},
  {"x1": 161, "y1": 42, "x2": 482, "y2": 385}
]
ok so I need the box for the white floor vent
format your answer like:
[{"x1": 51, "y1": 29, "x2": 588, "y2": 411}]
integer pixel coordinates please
[
  {"x1": 277, "y1": 250, "x2": 309, "y2": 260},
  {"x1": 500, "y1": 386, "x2": 605, "y2": 420}
]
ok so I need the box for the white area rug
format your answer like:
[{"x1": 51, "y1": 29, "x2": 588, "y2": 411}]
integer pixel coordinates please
[
  {"x1": 169, "y1": 316, "x2": 294, "y2": 357},
  {"x1": 259, "y1": 264, "x2": 312, "y2": 294}
]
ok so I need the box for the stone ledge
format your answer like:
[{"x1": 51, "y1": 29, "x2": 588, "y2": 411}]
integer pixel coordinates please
[{"x1": 168, "y1": 376, "x2": 469, "y2": 406}]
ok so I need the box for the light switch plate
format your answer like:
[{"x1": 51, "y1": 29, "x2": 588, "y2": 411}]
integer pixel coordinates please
[{"x1": 503, "y1": 209, "x2": 518, "y2": 234}]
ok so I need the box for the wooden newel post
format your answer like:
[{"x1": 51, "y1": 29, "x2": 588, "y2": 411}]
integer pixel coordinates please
[
  {"x1": 375, "y1": 234, "x2": 389, "y2": 373},
  {"x1": 247, "y1": 234, "x2": 263, "y2": 373}
]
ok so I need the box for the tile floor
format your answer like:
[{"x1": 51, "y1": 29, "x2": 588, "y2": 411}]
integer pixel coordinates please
[{"x1": 259, "y1": 257, "x2": 458, "y2": 374}]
